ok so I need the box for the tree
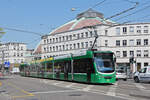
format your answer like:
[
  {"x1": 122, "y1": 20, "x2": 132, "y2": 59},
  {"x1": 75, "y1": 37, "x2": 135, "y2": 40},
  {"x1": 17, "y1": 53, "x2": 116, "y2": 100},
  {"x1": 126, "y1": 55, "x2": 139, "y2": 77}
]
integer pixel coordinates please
[{"x1": 0, "y1": 28, "x2": 6, "y2": 38}]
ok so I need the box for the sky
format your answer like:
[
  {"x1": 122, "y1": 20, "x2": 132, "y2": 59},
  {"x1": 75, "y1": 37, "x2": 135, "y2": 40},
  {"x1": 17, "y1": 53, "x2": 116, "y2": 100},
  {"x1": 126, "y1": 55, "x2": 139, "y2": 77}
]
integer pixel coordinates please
[{"x1": 0, "y1": 0, "x2": 150, "y2": 49}]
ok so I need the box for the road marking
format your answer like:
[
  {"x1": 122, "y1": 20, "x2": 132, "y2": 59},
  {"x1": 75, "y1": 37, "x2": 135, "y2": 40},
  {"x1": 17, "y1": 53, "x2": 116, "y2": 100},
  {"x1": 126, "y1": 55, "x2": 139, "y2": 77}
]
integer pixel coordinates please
[
  {"x1": 0, "y1": 81, "x2": 2, "y2": 86},
  {"x1": 33, "y1": 90, "x2": 80, "y2": 94},
  {"x1": 53, "y1": 82, "x2": 63, "y2": 85},
  {"x1": 134, "y1": 83, "x2": 146, "y2": 90},
  {"x1": 107, "y1": 82, "x2": 118, "y2": 96},
  {"x1": 8, "y1": 82, "x2": 34, "y2": 99},
  {"x1": 66, "y1": 83, "x2": 76, "y2": 88},
  {"x1": 83, "y1": 85, "x2": 93, "y2": 91}
]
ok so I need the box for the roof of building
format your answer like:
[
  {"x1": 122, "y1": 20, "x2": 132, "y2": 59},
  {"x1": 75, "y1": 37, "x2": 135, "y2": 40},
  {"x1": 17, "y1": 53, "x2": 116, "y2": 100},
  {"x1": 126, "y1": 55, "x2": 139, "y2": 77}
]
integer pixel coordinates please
[{"x1": 50, "y1": 8, "x2": 115, "y2": 35}]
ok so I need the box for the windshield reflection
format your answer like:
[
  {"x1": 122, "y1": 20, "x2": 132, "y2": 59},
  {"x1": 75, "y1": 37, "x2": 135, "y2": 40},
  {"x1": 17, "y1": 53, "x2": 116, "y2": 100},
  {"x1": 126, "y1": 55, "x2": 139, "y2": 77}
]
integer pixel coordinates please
[{"x1": 94, "y1": 57, "x2": 114, "y2": 73}]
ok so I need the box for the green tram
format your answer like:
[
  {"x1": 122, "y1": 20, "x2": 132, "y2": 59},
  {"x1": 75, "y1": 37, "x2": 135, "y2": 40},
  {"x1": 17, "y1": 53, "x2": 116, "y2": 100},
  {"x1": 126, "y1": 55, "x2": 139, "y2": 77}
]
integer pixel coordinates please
[{"x1": 20, "y1": 50, "x2": 116, "y2": 83}]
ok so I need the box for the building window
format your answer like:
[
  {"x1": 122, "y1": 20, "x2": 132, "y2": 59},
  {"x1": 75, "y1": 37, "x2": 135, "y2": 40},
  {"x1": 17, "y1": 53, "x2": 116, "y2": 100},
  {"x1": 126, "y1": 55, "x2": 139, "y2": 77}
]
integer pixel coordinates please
[
  {"x1": 73, "y1": 34, "x2": 76, "y2": 38},
  {"x1": 105, "y1": 30, "x2": 108, "y2": 36},
  {"x1": 81, "y1": 42, "x2": 84, "y2": 48},
  {"x1": 129, "y1": 39, "x2": 134, "y2": 46},
  {"x1": 66, "y1": 44, "x2": 68, "y2": 50},
  {"x1": 90, "y1": 31, "x2": 93, "y2": 37},
  {"x1": 123, "y1": 40, "x2": 127, "y2": 46},
  {"x1": 17, "y1": 53, "x2": 19, "y2": 57},
  {"x1": 63, "y1": 36, "x2": 65, "y2": 41},
  {"x1": 21, "y1": 47, "x2": 23, "y2": 50},
  {"x1": 144, "y1": 39, "x2": 148, "y2": 45},
  {"x1": 44, "y1": 47, "x2": 46, "y2": 52},
  {"x1": 81, "y1": 33, "x2": 84, "y2": 38},
  {"x1": 116, "y1": 51, "x2": 120, "y2": 57},
  {"x1": 44, "y1": 40, "x2": 46, "y2": 44},
  {"x1": 77, "y1": 43, "x2": 80, "y2": 48},
  {"x1": 116, "y1": 27, "x2": 120, "y2": 35},
  {"x1": 123, "y1": 51, "x2": 127, "y2": 57},
  {"x1": 50, "y1": 39, "x2": 52, "y2": 43},
  {"x1": 50, "y1": 47, "x2": 52, "y2": 51},
  {"x1": 77, "y1": 34, "x2": 80, "y2": 39},
  {"x1": 123, "y1": 27, "x2": 127, "y2": 34},
  {"x1": 66, "y1": 36, "x2": 68, "y2": 41},
  {"x1": 69, "y1": 35, "x2": 72, "y2": 40},
  {"x1": 47, "y1": 39, "x2": 49, "y2": 43},
  {"x1": 129, "y1": 26, "x2": 134, "y2": 33},
  {"x1": 136, "y1": 26, "x2": 141, "y2": 33},
  {"x1": 59, "y1": 45, "x2": 61, "y2": 51},
  {"x1": 56, "y1": 46, "x2": 58, "y2": 51},
  {"x1": 90, "y1": 41, "x2": 92, "y2": 47},
  {"x1": 130, "y1": 51, "x2": 134, "y2": 57},
  {"x1": 105, "y1": 40, "x2": 108, "y2": 46},
  {"x1": 53, "y1": 46, "x2": 55, "y2": 51},
  {"x1": 53, "y1": 38, "x2": 55, "y2": 43},
  {"x1": 144, "y1": 50, "x2": 149, "y2": 57},
  {"x1": 136, "y1": 39, "x2": 141, "y2": 45},
  {"x1": 47, "y1": 47, "x2": 49, "y2": 52},
  {"x1": 73, "y1": 44, "x2": 76, "y2": 49},
  {"x1": 144, "y1": 26, "x2": 149, "y2": 33},
  {"x1": 70, "y1": 44, "x2": 72, "y2": 50},
  {"x1": 56, "y1": 38, "x2": 58, "y2": 43},
  {"x1": 137, "y1": 50, "x2": 141, "y2": 57},
  {"x1": 85, "y1": 42, "x2": 88, "y2": 48},
  {"x1": 94, "y1": 30, "x2": 97, "y2": 36},
  {"x1": 85, "y1": 32, "x2": 88, "y2": 37},
  {"x1": 116, "y1": 40, "x2": 120, "y2": 46},
  {"x1": 21, "y1": 53, "x2": 23, "y2": 56},
  {"x1": 62, "y1": 45, "x2": 65, "y2": 50},
  {"x1": 59, "y1": 37, "x2": 61, "y2": 42},
  {"x1": 144, "y1": 62, "x2": 148, "y2": 67}
]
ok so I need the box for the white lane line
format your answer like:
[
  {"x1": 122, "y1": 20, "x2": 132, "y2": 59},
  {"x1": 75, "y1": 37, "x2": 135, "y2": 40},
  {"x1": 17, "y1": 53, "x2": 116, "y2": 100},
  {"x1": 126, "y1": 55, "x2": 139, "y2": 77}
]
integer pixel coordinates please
[
  {"x1": 33, "y1": 90, "x2": 80, "y2": 94},
  {"x1": 107, "y1": 82, "x2": 118, "y2": 96},
  {"x1": 134, "y1": 83, "x2": 146, "y2": 90},
  {"x1": 66, "y1": 83, "x2": 76, "y2": 88},
  {"x1": 83, "y1": 85, "x2": 94, "y2": 91},
  {"x1": 53, "y1": 82, "x2": 63, "y2": 85}
]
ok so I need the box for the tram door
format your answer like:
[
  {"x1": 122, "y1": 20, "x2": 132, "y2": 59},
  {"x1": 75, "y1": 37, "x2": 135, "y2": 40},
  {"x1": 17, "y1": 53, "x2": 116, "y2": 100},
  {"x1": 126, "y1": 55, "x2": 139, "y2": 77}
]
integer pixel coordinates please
[
  {"x1": 87, "y1": 66, "x2": 91, "y2": 82},
  {"x1": 64, "y1": 62, "x2": 69, "y2": 80}
]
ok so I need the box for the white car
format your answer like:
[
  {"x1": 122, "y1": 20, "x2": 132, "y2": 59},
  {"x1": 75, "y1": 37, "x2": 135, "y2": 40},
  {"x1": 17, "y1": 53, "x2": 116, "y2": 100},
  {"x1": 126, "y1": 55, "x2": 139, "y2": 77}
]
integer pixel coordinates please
[
  {"x1": 134, "y1": 66, "x2": 150, "y2": 83},
  {"x1": 116, "y1": 69, "x2": 127, "y2": 81}
]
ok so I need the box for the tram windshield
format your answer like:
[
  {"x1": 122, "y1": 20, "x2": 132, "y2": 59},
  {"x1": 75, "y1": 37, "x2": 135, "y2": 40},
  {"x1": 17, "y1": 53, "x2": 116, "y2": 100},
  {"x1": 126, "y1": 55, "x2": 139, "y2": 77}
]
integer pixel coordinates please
[{"x1": 94, "y1": 53, "x2": 115, "y2": 73}]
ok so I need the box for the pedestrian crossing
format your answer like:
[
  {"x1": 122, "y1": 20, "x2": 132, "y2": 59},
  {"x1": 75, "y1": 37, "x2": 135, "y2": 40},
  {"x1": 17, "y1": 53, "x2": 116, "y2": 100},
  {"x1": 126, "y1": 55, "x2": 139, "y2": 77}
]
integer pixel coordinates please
[{"x1": 40, "y1": 79, "x2": 150, "y2": 100}]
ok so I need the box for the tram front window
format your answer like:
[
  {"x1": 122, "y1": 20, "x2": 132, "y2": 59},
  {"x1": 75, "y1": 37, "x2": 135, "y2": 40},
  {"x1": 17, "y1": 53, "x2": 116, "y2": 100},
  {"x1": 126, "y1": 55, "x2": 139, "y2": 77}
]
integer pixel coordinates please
[{"x1": 94, "y1": 57, "x2": 114, "y2": 73}]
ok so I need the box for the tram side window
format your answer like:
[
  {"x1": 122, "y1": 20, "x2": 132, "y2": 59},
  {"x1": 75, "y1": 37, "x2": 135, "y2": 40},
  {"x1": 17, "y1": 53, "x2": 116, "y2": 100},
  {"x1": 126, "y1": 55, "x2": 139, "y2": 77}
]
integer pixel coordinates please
[
  {"x1": 73, "y1": 58, "x2": 95, "y2": 73},
  {"x1": 47, "y1": 62, "x2": 53, "y2": 72},
  {"x1": 54, "y1": 61, "x2": 71, "y2": 73},
  {"x1": 54, "y1": 62, "x2": 65, "y2": 73}
]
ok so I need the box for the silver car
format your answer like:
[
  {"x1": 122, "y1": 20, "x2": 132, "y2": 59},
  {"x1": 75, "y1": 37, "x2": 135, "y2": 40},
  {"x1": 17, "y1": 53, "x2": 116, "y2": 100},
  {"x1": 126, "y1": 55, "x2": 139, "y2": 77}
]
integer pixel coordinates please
[{"x1": 116, "y1": 69, "x2": 127, "y2": 81}]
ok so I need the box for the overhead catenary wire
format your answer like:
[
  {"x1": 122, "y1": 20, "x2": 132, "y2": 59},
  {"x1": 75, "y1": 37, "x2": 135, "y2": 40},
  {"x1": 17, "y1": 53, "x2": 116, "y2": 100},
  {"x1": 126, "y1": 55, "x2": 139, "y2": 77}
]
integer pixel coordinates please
[
  {"x1": 0, "y1": 26, "x2": 43, "y2": 37},
  {"x1": 105, "y1": 1, "x2": 139, "y2": 20},
  {"x1": 91, "y1": 0, "x2": 107, "y2": 8},
  {"x1": 114, "y1": 4, "x2": 150, "y2": 21}
]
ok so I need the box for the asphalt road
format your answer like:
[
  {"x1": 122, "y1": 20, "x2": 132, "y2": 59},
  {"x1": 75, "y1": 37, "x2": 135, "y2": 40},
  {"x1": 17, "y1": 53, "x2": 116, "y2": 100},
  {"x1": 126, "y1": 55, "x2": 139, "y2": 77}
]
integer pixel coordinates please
[{"x1": 0, "y1": 75, "x2": 150, "y2": 100}]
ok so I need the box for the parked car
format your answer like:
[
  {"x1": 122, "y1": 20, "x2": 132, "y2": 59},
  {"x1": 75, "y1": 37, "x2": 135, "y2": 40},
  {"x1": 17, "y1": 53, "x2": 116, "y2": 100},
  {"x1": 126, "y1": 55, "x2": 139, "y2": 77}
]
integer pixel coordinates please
[
  {"x1": 134, "y1": 66, "x2": 150, "y2": 83},
  {"x1": 116, "y1": 69, "x2": 127, "y2": 81}
]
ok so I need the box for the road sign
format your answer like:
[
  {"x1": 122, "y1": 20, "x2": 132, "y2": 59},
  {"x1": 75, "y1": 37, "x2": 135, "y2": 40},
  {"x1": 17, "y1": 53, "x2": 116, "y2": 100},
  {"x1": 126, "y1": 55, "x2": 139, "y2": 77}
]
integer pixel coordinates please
[{"x1": 4, "y1": 61, "x2": 10, "y2": 68}]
